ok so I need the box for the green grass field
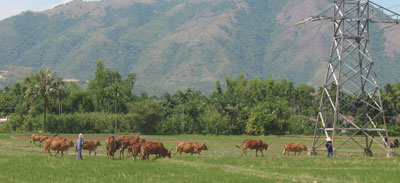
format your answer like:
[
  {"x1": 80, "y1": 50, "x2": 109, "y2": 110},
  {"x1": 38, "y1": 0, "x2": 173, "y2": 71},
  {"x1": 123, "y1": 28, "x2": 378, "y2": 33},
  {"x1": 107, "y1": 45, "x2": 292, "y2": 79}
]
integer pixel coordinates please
[{"x1": 0, "y1": 133, "x2": 399, "y2": 183}]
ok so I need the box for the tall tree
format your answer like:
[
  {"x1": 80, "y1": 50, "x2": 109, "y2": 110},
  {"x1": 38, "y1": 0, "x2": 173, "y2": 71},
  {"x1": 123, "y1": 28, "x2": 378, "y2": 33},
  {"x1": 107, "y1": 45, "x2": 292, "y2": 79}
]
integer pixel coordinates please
[
  {"x1": 88, "y1": 60, "x2": 136, "y2": 113},
  {"x1": 25, "y1": 69, "x2": 63, "y2": 127}
]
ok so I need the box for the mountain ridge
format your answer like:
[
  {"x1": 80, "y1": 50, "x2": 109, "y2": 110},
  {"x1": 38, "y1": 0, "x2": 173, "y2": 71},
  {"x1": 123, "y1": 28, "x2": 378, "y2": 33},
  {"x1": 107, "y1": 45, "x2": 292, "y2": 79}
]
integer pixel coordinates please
[{"x1": 0, "y1": 0, "x2": 399, "y2": 95}]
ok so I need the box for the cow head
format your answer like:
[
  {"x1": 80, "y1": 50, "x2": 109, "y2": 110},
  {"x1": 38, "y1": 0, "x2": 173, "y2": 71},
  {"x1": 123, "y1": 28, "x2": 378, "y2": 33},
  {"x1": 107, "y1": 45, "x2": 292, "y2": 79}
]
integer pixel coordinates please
[
  {"x1": 262, "y1": 142, "x2": 269, "y2": 150},
  {"x1": 200, "y1": 142, "x2": 208, "y2": 151},
  {"x1": 67, "y1": 140, "x2": 74, "y2": 147},
  {"x1": 302, "y1": 145, "x2": 308, "y2": 151},
  {"x1": 96, "y1": 141, "x2": 101, "y2": 146},
  {"x1": 166, "y1": 149, "x2": 171, "y2": 158}
]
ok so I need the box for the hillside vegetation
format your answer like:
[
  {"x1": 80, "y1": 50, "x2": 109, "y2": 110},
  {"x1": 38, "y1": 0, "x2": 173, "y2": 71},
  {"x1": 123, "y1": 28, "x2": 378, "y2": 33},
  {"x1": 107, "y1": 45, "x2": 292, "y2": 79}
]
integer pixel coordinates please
[{"x1": 0, "y1": 0, "x2": 399, "y2": 94}]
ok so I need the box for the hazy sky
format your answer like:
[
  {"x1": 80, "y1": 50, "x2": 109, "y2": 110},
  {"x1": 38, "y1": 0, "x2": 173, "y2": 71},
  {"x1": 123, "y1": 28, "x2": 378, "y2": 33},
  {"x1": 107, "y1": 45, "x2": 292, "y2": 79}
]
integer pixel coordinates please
[{"x1": 0, "y1": 0, "x2": 399, "y2": 21}]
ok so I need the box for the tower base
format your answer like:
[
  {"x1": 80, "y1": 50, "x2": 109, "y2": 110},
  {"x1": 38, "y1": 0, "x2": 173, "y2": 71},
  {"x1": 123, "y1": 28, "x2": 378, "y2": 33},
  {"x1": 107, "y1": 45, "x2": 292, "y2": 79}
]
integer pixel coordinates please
[
  {"x1": 364, "y1": 149, "x2": 373, "y2": 157},
  {"x1": 386, "y1": 151, "x2": 398, "y2": 158},
  {"x1": 308, "y1": 150, "x2": 317, "y2": 156}
]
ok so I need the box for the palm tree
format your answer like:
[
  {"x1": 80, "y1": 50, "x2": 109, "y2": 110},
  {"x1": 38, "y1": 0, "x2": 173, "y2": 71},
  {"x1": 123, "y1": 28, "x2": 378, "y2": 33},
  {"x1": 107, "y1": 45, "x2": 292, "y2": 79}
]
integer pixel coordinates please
[
  {"x1": 56, "y1": 83, "x2": 69, "y2": 116},
  {"x1": 25, "y1": 69, "x2": 63, "y2": 127},
  {"x1": 109, "y1": 82, "x2": 122, "y2": 133}
]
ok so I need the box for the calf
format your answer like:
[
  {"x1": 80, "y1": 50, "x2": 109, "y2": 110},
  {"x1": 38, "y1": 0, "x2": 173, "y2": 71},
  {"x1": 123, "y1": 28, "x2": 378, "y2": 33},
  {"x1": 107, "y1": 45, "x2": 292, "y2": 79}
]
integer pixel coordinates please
[
  {"x1": 174, "y1": 142, "x2": 208, "y2": 156},
  {"x1": 83, "y1": 141, "x2": 101, "y2": 155},
  {"x1": 236, "y1": 139, "x2": 268, "y2": 156},
  {"x1": 283, "y1": 143, "x2": 308, "y2": 156},
  {"x1": 128, "y1": 139, "x2": 146, "y2": 160},
  {"x1": 118, "y1": 136, "x2": 140, "y2": 158}
]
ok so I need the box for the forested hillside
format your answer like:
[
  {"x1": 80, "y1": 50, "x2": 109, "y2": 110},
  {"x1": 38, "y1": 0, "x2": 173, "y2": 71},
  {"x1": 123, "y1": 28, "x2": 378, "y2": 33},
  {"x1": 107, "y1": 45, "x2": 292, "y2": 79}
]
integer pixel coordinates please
[{"x1": 0, "y1": 0, "x2": 399, "y2": 94}]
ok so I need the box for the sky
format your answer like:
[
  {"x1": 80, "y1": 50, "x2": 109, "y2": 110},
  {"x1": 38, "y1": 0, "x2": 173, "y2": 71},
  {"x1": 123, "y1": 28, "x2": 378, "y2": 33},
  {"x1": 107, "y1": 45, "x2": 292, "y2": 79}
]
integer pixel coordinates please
[{"x1": 0, "y1": 0, "x2": 399, "y2": 21}]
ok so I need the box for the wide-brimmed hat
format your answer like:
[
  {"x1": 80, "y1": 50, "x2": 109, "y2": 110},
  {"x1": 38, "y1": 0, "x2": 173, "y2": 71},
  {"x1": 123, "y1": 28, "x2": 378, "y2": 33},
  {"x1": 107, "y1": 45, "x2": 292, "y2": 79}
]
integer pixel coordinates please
[
  {"x1": 79, "y1": 133, "x2": 84, "y2": 138},
  {"x1": 326, "y1": 137, "x2": 332, "y2": 141}
]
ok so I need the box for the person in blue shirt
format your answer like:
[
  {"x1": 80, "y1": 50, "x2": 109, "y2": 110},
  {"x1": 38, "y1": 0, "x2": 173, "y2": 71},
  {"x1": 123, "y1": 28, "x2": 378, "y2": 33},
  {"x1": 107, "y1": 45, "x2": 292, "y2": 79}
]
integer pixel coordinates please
[
  {"x1": 326, "y1": 137, "x2": 333, "y2": 158},
  {"x1": 76, "y1": 133, "x2": 85, "y2": 160}
]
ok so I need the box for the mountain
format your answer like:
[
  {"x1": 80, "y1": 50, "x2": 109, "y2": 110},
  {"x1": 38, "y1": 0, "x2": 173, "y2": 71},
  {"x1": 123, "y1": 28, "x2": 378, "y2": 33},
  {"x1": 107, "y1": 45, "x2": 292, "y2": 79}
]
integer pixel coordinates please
[{"x1": 0, "y1": 0, "x2": 399, "y2": 95}]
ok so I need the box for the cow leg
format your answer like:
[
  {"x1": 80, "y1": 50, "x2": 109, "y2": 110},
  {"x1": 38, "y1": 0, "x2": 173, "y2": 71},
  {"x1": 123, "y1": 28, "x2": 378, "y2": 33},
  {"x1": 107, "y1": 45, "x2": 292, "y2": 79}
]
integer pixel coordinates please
[
  {"x1": 282, "y1": 149, "x2": 286, "y2": 155},
  {"x1": 89, "y1": 151, "x2": 91, "y2": 156},
  {"x1": 48, "y1": 149, "x2": 52, "y2": 156},
  {"x1": 260, "y1": 150, "x2": 264, "y2": 157},
  {"x1": 120, "y1": 148, "x2": 125, "y2": 159},
  {"x1": 298, "y1": 152, "x2": 301, "y2": 156},
  {"x1": 294, "y1": 152, "x2": 296, "y2": 156},
  {"x1": 243, "y1": 148, "x2": 247, "y2": 156},
  {"x1": 256, "y1": 149, "x2": 258, "y2": 157},
  {"x1": 95, "y1": 150, "x2": 97, "y2": 156}
]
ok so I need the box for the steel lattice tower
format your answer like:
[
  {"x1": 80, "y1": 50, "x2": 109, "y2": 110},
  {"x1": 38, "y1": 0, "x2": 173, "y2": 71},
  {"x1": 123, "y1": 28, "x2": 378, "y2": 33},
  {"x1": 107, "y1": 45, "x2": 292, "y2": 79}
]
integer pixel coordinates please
[{"x1": 298, "y1": 0, "x2": 400, "y2": 157}]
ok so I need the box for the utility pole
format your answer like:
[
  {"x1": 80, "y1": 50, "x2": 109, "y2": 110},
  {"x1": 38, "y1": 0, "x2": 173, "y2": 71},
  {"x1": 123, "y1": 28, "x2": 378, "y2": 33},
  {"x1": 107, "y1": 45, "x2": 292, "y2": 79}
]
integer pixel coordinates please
[{"x1": 297, "y1": 0, "x2": 400, "y2": 157}]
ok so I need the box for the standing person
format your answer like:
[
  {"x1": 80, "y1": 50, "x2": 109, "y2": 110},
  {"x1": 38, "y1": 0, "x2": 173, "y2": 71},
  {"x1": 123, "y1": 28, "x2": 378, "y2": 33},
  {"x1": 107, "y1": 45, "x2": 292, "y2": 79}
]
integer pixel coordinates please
[
  {"x1": 76, "y1": 133, "x2": 85, "y2": 160},
  {"x1": 326, "y1": 137, "x2": 333, "y2": 158}
]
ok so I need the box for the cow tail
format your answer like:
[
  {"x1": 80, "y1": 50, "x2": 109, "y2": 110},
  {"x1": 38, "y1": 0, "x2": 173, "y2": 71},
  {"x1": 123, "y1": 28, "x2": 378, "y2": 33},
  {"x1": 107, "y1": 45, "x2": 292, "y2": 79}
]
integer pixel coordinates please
[{"x1": 235, "y1": 145, "x2": 241, "y2": 149}]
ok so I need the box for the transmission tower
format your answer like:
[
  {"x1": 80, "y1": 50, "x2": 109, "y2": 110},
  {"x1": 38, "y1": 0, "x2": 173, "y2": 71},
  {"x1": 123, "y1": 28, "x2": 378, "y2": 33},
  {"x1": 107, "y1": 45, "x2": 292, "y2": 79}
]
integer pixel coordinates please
[{"x1": 297, "y1": 0, "x2": 400, "y2": 157}]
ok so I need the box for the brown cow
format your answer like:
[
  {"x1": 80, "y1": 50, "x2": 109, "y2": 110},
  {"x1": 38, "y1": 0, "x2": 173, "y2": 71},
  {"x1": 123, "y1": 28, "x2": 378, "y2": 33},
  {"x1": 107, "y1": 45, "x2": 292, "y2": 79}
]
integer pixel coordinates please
[
  {"x1": 127, "y1": 139, "x2": 146, "y2": 160},
  {"x1": 283, "y1": 143, "x2": 308, "y2": 156},
  {"x1": 118, "y1": 136, "x2": 140, "y2": 158},
  {"x1": 106, "y1": 136, "x2": 120, "y2": 159},
  {"x1": 58, "y1": 140, "x2": 74, "y2": 155},
  {"x1": 44, "y1": 139, "x2": 74, "y2": 157},
  {"x1": 83, "y1": 141, "x2": 101, "y2": 155},
  {"x1": 236, "y1": 139, "x2": 268, "y2": 157},
  {"x1": 43, "y1": 137, "x2": 67, "y2": 150},
  {"x1": 140, "y1": 142, "x2": 171, "y2": 160},
  {"x1": 30, "y1": 135, "x2": 49, "y2": 147},
  {"x1": 174, "y1": 142, "x2": 208, "y2": 156}
]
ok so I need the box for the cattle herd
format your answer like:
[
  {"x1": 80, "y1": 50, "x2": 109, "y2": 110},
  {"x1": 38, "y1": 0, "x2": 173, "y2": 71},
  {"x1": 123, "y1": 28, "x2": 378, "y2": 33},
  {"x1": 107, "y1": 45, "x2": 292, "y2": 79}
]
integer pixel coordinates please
[{"x1": 30, "y1": 134, "x2": 311, "y2": 160}]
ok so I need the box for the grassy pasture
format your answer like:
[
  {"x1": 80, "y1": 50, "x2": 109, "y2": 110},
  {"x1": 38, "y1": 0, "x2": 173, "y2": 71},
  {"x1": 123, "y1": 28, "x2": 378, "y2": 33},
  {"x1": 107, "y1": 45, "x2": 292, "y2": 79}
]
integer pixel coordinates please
[{"x1": 0, "y1": 134, "x2": 399, "y2": 183}]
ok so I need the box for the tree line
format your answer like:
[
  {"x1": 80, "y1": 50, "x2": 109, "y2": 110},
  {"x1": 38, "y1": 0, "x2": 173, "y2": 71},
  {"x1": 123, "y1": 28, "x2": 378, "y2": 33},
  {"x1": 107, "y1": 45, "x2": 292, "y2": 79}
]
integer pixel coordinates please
[{"x1": 1, "y1": 60, "x2": 400, "y2": 135}]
